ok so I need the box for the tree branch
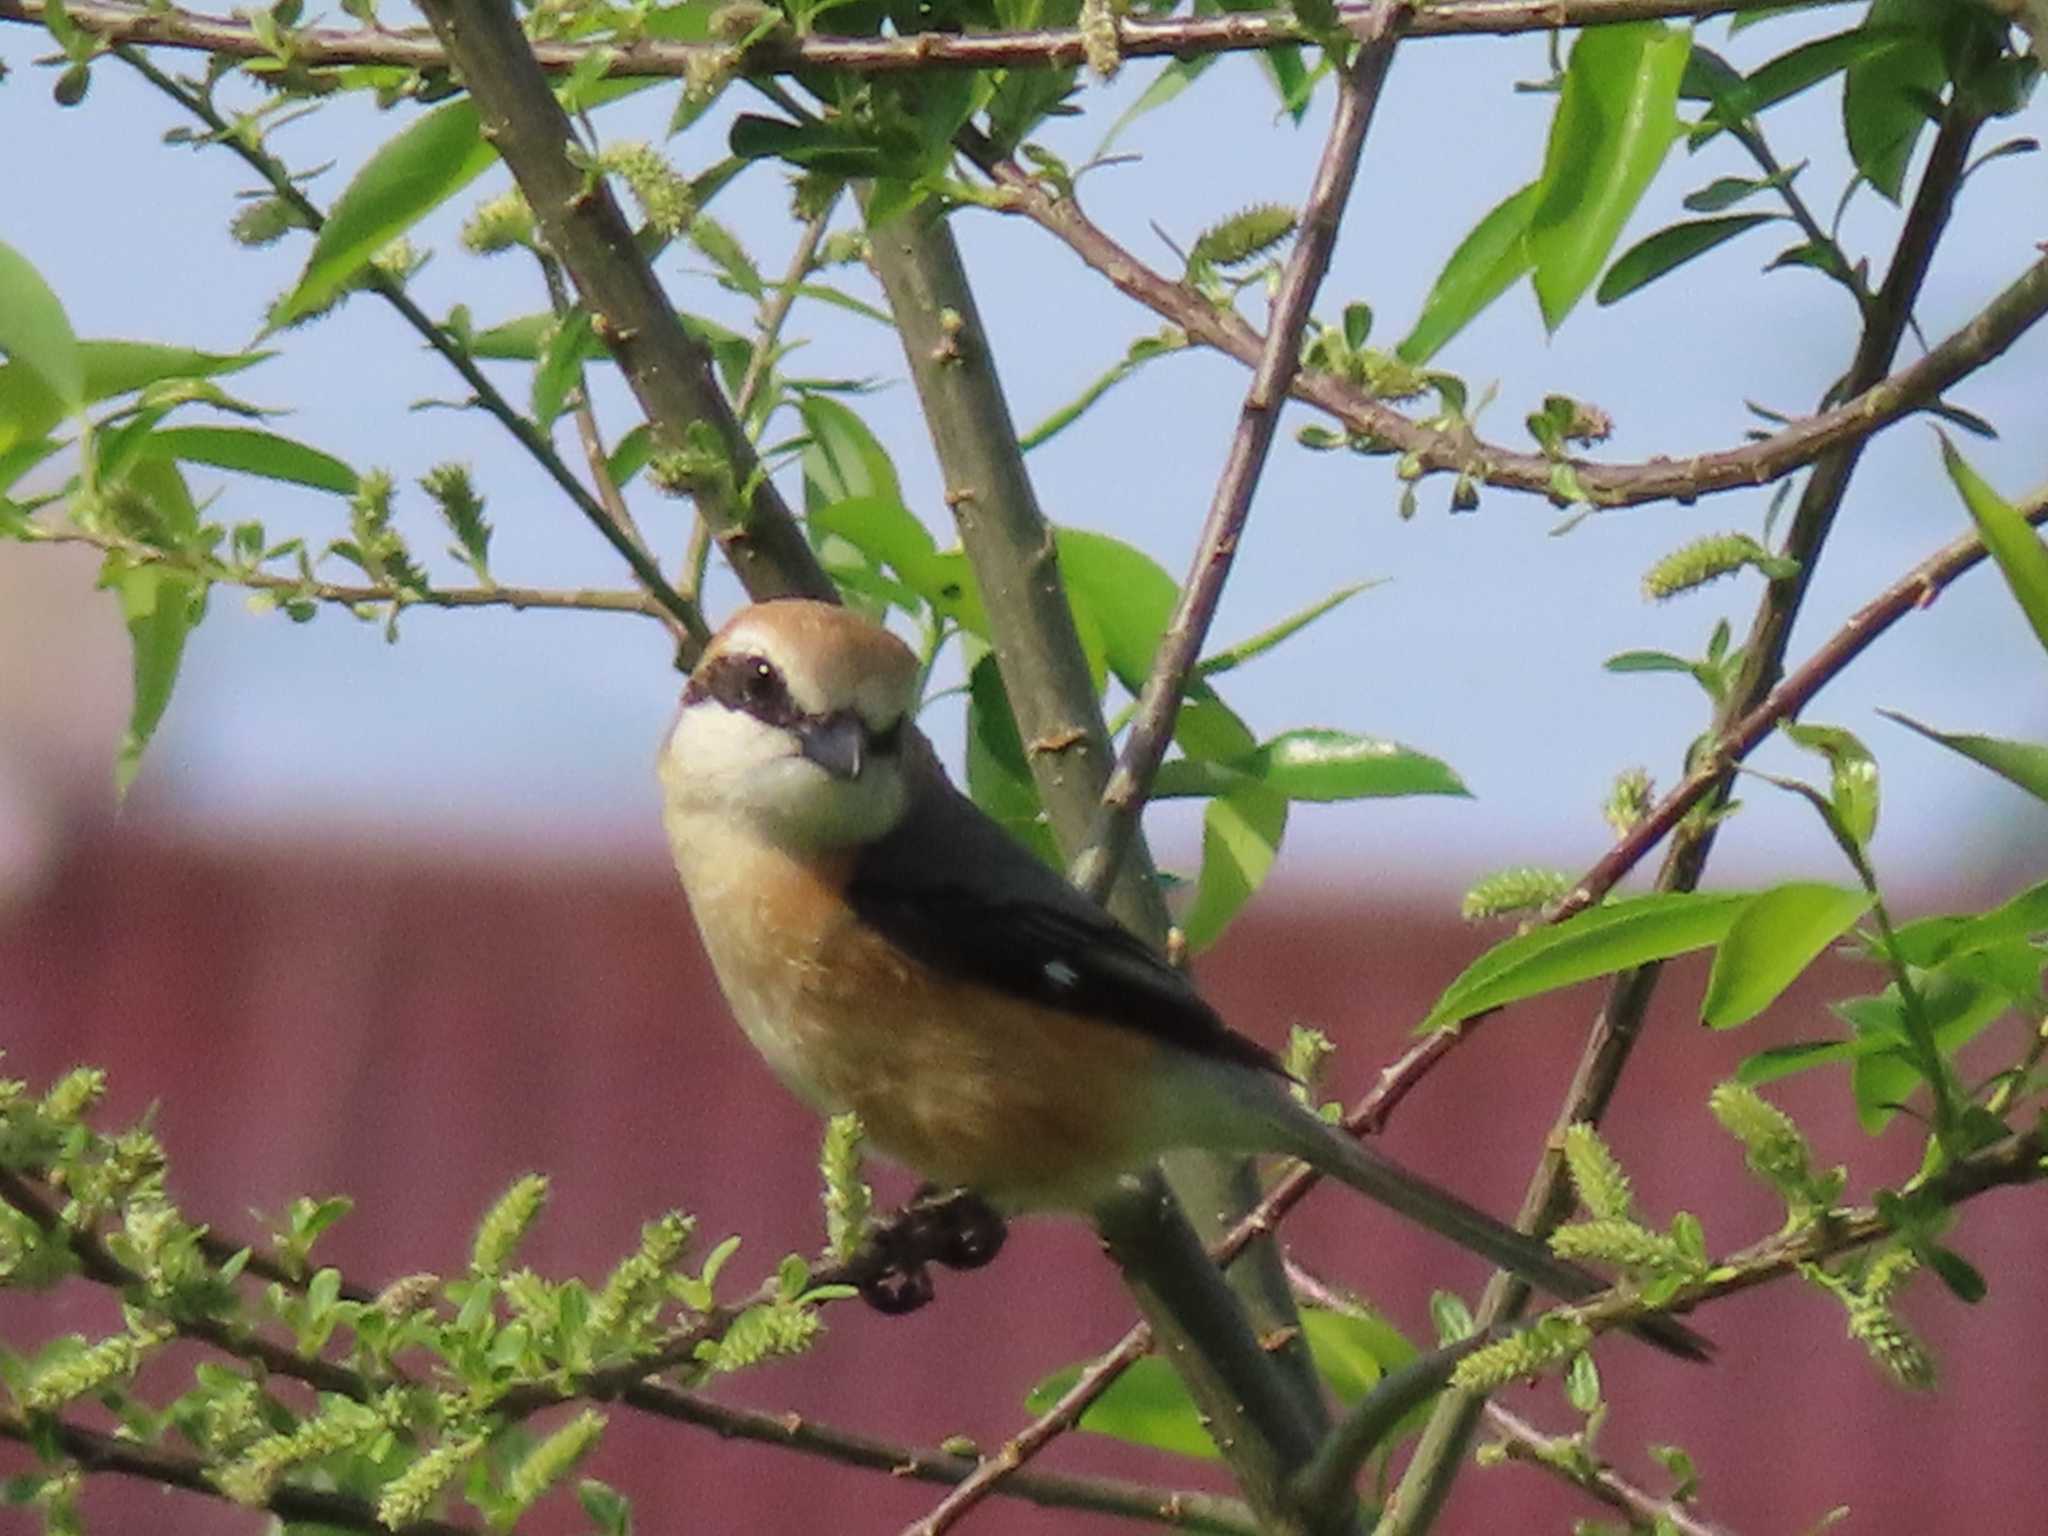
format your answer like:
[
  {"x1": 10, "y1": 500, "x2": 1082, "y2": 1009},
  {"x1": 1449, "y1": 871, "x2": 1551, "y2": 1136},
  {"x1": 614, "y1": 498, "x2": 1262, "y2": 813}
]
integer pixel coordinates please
[
  {"x1": 620, "y1": 1379, "x2": 1259, "y2": 1534},
  {"x1": 30, "y1": 526, "x2": 666, "y2": 620},
  {"x1": 0, "y1": 1408, "x2": 478, "y2": 1536},
  {"x1": 1069, "y1": 11, "x2": 1403, "y2": 903},
  {"x1": 0, "y1": 0, "x2": 1854, "y2": 81},
  {"x1": 415, "y1": 0, "x2": 833, "y2": 612},
  {"x1": 971, "y1": 142, "x2": 2048, "y2": 516},
  {"x1": 1481, "y1": 1404, "x2": 1737, "y2": 1536}
]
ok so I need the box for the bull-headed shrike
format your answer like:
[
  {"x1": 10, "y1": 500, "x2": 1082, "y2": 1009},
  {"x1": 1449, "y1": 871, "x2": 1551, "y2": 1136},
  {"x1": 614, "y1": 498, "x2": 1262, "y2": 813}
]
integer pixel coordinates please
[{"x1": 659, "y1": 598, "x2": 1702, "y2": 1352}]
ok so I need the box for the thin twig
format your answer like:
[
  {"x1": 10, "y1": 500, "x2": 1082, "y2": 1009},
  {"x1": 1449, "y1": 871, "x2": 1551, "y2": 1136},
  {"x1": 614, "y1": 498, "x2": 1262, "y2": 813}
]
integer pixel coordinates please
[
  {"x1": 0, "y1": 0, "x2": 1856, "y2": 80},
  {"x1": 1482, "y1": 1404, "x2": 1737, "y2": 1536},
  {"x1": 0, "y1": 1408, "x2": 477, "y2": 1536},
  {"x1": 117, "y1": 47, "x2": 706, "y2": 655},
  {"x1": 622, "y1": 1380, "x2": 1259, "y2": 1534},
  {"x1": 1070, "y1": 10, "x2": 1404, "y2": 903},
  {"x1": 32, "y1": 526, "x2": 664, "y2": 618}
]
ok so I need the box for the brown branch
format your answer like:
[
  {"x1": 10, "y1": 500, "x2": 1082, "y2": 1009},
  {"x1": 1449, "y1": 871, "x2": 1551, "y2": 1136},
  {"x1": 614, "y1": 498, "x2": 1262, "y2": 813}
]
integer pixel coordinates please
[
  {"x1": 1070, "y1": 10, "x2": 1404, "y2": 903},
  {"x1": 31, "y1": 527, "x2": 664, "y2": 618},
  {"x1": 975, "y1": 146, "x2": 2048, "y2": 516},
  {"x1": 0, "y1": 1408, "x2": 477, "y2": 1536},
  {"x1": 415, "y1": 0, "x2": 832, "y2": 611},
  {"x1": 0, "y1": 0, "x2": 1853, "y2": 80},
  {"x1": 620, "y1": 1380, "x2": 1258, "y2": 1534},
  {"x1": 1481, "y1": 1404, "x2": 1736, "y2": 1536}
]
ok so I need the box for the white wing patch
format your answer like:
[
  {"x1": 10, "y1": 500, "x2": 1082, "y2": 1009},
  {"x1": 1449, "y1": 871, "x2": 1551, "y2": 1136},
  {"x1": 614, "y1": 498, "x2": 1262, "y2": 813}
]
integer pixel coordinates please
[{"x1": 1043, "y1": 960, "x2": 1080, "y2": 991}]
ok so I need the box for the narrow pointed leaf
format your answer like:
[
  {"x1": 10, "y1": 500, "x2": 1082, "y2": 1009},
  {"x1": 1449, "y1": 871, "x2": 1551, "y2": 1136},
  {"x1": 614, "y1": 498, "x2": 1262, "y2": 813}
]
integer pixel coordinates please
[
  {"x1": 1879, "y1": 712, "x2": 2048, "y2": 806},
  {"x1": 146, "y1": 426, "x2": 359, "y2": 495},
  {"x1": 1938, "y1": 435, "x2": 2048, "y2": 659},
  {"x1": 1246, "y1": 730, "x2": 1468, "y2": 801},
  {"x1": 1597, "y1": 214, "x2": 1774, "y2": 305},
  {"x1": 1422, "y1": 891, "x2": 1751, "y2": 1031},
  {"x1": 1397, "y1": 182, "x2": 1538, "y2": 364},
  {"x1": 1529, "y1": 23, "x2": 1690, "y2": 330},
  {"x1": 1842, "y1": 0, "x2": 1946, "y2": 202},
  {"x1": 1702, "y1": 882, "x2": 1874, "y2": 1028},
  {"x1": 1182, "y1": 782, "x2": 1287, "y2": 953},
  {"x1": 274, "y1": 99, "x2": 495, "y2": 326},
  {"x1": 0, "y1": 239, "x2": 84, "y2": 410}
]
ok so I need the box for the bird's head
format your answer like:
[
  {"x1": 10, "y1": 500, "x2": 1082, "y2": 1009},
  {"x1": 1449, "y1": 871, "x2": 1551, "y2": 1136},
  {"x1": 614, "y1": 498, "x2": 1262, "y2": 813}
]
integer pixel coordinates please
[{"x1": 660, "y1": 599, "x2": 918, "y2": 852}]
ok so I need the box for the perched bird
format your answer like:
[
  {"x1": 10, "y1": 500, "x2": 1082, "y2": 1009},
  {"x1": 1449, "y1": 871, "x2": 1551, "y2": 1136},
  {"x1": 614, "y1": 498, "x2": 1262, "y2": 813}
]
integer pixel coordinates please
[{"x1": 659, "y1": 598, "x2": 1701, "y2": 1350}]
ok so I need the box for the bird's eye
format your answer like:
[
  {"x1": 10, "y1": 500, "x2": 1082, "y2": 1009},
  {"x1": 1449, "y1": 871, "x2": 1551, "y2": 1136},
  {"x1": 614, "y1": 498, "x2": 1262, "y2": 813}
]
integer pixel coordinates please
[{"x1": 742, "y1": 658, "x2": 781, "y2": 708}]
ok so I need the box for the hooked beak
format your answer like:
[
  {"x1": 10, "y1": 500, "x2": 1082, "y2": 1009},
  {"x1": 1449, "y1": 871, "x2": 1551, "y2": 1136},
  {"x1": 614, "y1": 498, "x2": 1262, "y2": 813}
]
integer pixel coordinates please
[{"x1": 798, "y1": 710, "x2": 867, "y2": 781}]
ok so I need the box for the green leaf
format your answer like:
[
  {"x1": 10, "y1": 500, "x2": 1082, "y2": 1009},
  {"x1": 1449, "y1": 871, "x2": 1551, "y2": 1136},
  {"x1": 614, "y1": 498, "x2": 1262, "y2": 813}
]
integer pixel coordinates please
[
  {"x1": 1250, "y1": 729, "x2": 1468, "y2": 801},
  {"x1": 1840, "y1": 967, "x2": 2013, "y2": 1131},
  {"x1": 1300, "y1": 1305, "x2": 1417, "y2": 1401},
  {"x1": 1181, "y1": 782, "x2": 1286, "y2": 954},
  {"x1": 1196, "y1": 581, "x2": 1378, "y2": 679},
  {"x1": 1604, "y1": 648, "x2": 1696, "y2": 674},
  {"x1": 1056, "y1": 529, "x2": 1179, "y2": 693},
  {"x1": 1529, "y1": 23, "x2": 1691, "y2": 330},
  {"x1": 145, "y1": 426, "x2": 359, "y2": 495},
  {"x1": 531, "y1": 308, "x2": 598, "y2": 430},
  {"x1": 1842, "y1": 0, "x2": 1947, "y2": 202},
  {"x1": 273, "y1": 99, "x2": 495, "y2": 326},
  {"x1": 1782, "y1": 720, "x2": 1880, "y2": 847},
  {"x1": 1019, "y1": 331, "x2": 1186, "y2": 451},
  {"x1": 1094, "y1": 57, "x2": 1213, "y2": 158},
  {"x1": 1701, "y1": 882, "x2": 1874, "y2": 1028},
  {"x1": 1693, "y1": 26, "x2": 1908, "y2": 144},
  {"x1": 1421, "y1": 891, "x2": 1751, "y2": 1032},
  {"x1": 1892, "y1": 877, "x2": 2048, "y2": 967},
  {"x1": 102, "y1": 460, "x2": 205, "y2": 798},
  {"x1": 963, "y1": 652, "x2": 1060, "y2": 866},
  {"x1": 0, "y1": 239, "x2": 84, "y2": 410},
  {"x1": 1026, "y1": 1354, "x2": 1216, "y2": 1458},
  {"x1": 1596, "y1": 214, "x2": 1774, "y2": 305},
  {"x1": 1879, "y1": 711, "x2": 2048, "y2": 807},
  {"x1": 1397, "y1": 182, "x2": 1539, "y2": 365},
  {"x1": 83, "y1": 342, "x2": 269, "y2": 401},
  {"x1": 799, "y1": 395, "x2": 901, "y2": 510},
  {"x1": 1937, "y1": 435, "x2": 2048, "y2": 660}
]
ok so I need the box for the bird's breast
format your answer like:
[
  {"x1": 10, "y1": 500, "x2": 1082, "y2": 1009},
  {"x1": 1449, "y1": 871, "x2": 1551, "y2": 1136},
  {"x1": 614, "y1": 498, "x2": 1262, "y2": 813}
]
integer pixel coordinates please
[{"x1": 674, "y1": 830, "x2": 1172, "y2": 1210}]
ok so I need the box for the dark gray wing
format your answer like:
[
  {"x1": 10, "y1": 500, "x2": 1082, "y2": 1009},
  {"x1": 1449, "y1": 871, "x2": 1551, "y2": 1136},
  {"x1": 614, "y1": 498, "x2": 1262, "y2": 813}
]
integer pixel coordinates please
[{"x1": 847, "y1": 766, "x2": 1284, "y2": 1077}]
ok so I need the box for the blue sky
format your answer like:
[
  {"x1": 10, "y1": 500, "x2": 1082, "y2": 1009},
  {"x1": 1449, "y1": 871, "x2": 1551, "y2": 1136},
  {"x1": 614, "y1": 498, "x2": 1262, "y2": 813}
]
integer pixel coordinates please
[{"x1": 2, "y1": 11, "x2": 2044, "y2": 904}]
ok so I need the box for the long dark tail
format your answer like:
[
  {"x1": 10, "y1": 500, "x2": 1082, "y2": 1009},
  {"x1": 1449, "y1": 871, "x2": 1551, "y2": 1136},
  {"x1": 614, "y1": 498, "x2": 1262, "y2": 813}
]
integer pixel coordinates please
[{"x1": 1253, "y1": 1088, "x2": 1712, "y2": 1363}]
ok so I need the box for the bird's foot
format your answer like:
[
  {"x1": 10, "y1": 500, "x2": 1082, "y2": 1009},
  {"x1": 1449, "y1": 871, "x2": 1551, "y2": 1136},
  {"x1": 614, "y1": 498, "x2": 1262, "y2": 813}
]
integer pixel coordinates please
[{"x1": 847, "y1": 1188, "x2": 1007, "y2": 1315}]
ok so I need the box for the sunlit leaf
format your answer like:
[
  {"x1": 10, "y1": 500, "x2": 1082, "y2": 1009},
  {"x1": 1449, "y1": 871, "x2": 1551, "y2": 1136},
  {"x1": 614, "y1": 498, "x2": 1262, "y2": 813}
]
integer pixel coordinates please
[
  {"x1": 1529, "y1": 23, "x2": 1690, "y2": 331},
  {"x1": 274, "y1": 99, "x2": 495, "y2": 326},
  {"x1": 1937, "y1": 434, "x2": 2048, "y2": 660},
  {"x1": 0, "y1": 238, "x2": 83, "y2": 410},
  {"x1": 1397, "y1": 182, "x2": 1538, "y2": 365},
  {"x1": 1181, "y1": 781, "x2": 1286, "y2": 953},
  {"x1": 103, "y1": 458, "x2": 206, "y2": 798},
  {"x1": 1879, "y1": 711, "x2": 2048, "y2": 807},
  {"x1": 145, "y1": 426, "x2": 359, "y2": 495},
  {"x1": 1701, "y1": 882, "x2": 1873, "y2": 1028},
  {"x1": 800, "y1": 395, "x2": 902, "y2": 509},
  {"x1": 1782, "y1": 720, "x2": 1880, "y2": 847},
  {"x1": 1421, "y1": 891, "x2": 1750, "y2": 1031},
  {"x1": 1026, "y1": 1356, "x2": 1216, "y2": 1459}
]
